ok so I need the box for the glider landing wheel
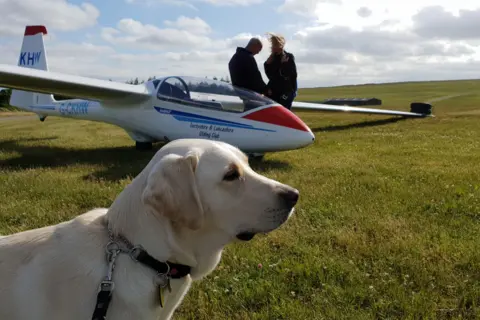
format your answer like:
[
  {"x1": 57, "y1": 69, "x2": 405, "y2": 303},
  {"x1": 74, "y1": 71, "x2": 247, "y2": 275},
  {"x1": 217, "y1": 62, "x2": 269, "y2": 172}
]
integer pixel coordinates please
[{"x1": 135, "y1": 141, "x2": 153, "y2": 151}]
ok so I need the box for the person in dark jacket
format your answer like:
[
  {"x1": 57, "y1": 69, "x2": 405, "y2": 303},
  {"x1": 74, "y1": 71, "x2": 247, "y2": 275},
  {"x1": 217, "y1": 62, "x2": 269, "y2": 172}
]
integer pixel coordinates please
[
  {"x1": 228, "y1": 38, "x2": 271, "y2": 96},
  {"x1": 264, "y1": 33, "x2": 297, "y2": 109}
]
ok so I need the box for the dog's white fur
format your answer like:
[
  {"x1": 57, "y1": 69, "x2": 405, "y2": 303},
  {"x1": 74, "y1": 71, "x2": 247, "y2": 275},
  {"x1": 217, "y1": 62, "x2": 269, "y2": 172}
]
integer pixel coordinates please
[{"x1": 0, "y1": 138, "x2": 299, "y2": 320}]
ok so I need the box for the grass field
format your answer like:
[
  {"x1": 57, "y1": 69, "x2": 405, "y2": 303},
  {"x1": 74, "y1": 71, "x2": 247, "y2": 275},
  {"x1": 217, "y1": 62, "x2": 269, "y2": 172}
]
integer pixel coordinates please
[{"x1": 1, "y1": 79, "x2": 479, "y2": 319}]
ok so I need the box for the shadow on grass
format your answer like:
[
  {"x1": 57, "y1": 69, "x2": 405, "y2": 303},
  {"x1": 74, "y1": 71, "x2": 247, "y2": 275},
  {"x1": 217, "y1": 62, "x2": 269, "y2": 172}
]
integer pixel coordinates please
[
  {"x1": 0, "y1": 137, "x2": 292, "y2": 181},
  {"x1": 311, "y1": 117, "x2": 408, "y2": 132},
  {"x1": 0, "y1": 137, "x2": 162, "y2": 181},
  {"x1": 248, "y1": 158, "x2": 292, "y2": 172}
]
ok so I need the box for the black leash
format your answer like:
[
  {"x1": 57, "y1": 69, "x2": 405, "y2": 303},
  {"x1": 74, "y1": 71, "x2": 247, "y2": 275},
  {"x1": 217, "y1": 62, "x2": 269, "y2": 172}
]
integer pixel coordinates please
[{"x1": 91, "y1": 227, "x2": 191, "y2": 320}]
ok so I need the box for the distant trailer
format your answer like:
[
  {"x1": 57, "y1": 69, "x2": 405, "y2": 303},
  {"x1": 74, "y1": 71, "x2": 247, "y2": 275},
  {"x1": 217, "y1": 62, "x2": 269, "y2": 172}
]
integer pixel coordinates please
[{"x1": 318, "y1": 98, "x2": 383, "y2": 106}]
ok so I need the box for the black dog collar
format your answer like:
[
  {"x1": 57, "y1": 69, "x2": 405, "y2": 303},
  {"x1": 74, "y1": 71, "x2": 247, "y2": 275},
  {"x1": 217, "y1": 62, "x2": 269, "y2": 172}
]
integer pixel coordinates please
[{"x1": 91, "y1": 223, "x2": 192, "y2": 319}]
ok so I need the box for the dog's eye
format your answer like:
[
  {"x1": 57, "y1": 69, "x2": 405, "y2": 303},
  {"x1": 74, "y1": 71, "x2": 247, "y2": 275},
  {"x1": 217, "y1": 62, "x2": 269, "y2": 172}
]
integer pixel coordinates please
[{"x1": 223, "y1": 169, "x2": 240, "y2": 181}]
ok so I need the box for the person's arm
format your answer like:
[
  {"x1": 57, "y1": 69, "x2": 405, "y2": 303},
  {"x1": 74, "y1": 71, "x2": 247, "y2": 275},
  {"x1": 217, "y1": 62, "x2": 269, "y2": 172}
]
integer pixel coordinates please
[
  {"x1": 264, "y1": 54, "x2": 275, "y2": 80},
  {"x1": 289, "y1": 53, "x2": 298, "y2": 94},
  {"x1": 290, "y1": 53, "x2": 297, "y2": 90},
  {"x1": 228, "y1": 59, "x2": 236, "y2": 86},
  {"x1": 248, "y1": 57, "x2": 267, "y2": 93}
]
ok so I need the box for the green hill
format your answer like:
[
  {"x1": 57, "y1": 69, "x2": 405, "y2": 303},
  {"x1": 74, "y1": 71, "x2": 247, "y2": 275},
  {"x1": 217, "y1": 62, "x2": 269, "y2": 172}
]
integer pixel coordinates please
[{"x1": 296, "y1": 79, "x2": 480, "y2": 115}]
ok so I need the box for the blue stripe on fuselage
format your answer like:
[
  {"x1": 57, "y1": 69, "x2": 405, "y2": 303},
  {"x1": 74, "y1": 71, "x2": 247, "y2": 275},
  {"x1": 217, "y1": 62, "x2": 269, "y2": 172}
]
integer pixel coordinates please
[{"x1": 154, "y1": 106, "x2": 275, "y2": 132}]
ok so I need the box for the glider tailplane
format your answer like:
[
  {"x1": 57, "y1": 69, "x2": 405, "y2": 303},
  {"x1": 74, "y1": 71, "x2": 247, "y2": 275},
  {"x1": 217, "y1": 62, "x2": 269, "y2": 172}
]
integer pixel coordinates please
[{"x1": 9, "y1": 25, "x2": 55, "y2": 110}]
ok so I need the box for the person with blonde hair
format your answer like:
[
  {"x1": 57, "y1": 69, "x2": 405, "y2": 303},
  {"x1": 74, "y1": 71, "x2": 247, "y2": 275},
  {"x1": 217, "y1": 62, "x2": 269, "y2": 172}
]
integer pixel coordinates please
[{"x1": 264, "y1": 32, "x2": 298, "y2": 109}]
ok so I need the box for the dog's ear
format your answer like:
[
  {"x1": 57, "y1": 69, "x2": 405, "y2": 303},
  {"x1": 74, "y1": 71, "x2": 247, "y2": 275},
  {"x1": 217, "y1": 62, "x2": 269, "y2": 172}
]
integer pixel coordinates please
[{"x1": 142, "y1": 151, "x2": 204, "y2": 230}]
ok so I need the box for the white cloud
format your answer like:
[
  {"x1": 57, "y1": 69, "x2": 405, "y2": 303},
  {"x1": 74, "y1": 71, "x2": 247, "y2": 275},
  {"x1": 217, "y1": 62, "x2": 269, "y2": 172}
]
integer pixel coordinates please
[
  {"x1": 0, "y1": 0, "x2": 100, "y2": 36},
  {"x1": 100, "y1": 18, "x2": 219, "y2": 51},
  {"x1": 278, "y1": 0, "x2": 342, "y2": 17},
  {"x1": 125, "y1": 0, "x2": 198, "y2": 10},
  {"x1": 412, "y1": 6, "x2": 480, "y2": 40},
  {"x1": 278, "y1": 3, "x2": 480, "y2": 86},
  {"x1": 291, "y1": 25, "x2": 477, "y2": 60},
  {"x1": 279, "y1": 0, "x2": 479, "y2": 36},
  {"x1": 125, "y1": 0, "x2": 263, "y2": 8},
  {"x1": 200, "y1": 0, "x2": 263, "y2": 6},
  {"x1": 357, "y1": 7, "x2": 372, "y2": 18},
  {"x1": 163, "y1": 16, "x2": 211, "y2": 35}
]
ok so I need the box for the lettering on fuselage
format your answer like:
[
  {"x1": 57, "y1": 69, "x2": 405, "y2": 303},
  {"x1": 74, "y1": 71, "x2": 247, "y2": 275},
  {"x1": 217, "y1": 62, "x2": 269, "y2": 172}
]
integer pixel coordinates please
[
  {"x1": 59, "y1": 101, "x2": 89, "y2": 115},
  {"x1": 190, "y1": 123, "x2": 234, "y2": 140},
  {"x1": 19, "y1": 52, "x2": 41, "y2": 66}
]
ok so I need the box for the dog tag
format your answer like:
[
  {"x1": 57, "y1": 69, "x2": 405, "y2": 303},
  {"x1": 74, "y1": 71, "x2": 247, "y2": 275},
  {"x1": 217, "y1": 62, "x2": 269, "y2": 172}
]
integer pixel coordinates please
[
  {"x1": 167, "y1": 277, "x2": 172, "y2": 293},
  {"x1": 157, "y1": 281, "x2": 171, "y2": 308},
  {"x1": 154, "y1": 273, "x2": 170, "y2": 308},
  {"x1": 158, "y1": 286, "x2": 165, "y2": 308}
]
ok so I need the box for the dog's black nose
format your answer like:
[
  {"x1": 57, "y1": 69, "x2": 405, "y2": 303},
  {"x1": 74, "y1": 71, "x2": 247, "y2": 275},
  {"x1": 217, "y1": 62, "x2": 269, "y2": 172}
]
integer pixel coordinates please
[{"x1": 279, "y1": 188, "x2": 299, "y2": 208}]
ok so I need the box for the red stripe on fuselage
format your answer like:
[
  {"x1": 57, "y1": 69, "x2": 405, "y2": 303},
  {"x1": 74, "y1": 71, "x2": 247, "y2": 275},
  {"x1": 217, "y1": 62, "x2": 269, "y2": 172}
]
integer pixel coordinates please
[
  {"x1": 243, "y1": 105, "x2": 310, "y2": 132},
  {"x1": 25, "y1": 26, "x2": 48, "y2": 36}
]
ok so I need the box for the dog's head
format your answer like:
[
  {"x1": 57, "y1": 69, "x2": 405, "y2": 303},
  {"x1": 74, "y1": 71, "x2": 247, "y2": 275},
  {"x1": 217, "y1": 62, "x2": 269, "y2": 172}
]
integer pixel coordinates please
[{"x1": 141, "y1": 140, "x2": 298, "y2": 241}]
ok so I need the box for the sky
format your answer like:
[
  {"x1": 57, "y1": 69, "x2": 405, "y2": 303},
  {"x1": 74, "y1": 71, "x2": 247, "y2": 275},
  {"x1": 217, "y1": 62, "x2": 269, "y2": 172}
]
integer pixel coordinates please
[{"x1": 1, "y1": 0, "x2": 480, "y2": 88}]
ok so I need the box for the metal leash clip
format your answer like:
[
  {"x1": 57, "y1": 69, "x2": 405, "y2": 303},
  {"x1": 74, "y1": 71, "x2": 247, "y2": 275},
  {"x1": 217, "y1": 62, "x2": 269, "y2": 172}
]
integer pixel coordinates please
[
  {"x1": 99, "y1": 241, "x2": 121, "y2": 293},
  {"x1": 91, "y1": 241, "x2": 121, "y2": 320}
]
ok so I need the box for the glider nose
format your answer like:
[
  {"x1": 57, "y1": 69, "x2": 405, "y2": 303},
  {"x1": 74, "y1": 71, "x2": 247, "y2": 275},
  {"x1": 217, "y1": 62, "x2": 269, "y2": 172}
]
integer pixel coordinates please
[
  {"x1": 243, "y1": 105, "x2": 315, "y2": 148},
  {"x1": 295, "y1": 123, "x2": 315, "y2": 148},
  {"x1": 305, "y1": 127, "x2": 315, "y2": 144}
]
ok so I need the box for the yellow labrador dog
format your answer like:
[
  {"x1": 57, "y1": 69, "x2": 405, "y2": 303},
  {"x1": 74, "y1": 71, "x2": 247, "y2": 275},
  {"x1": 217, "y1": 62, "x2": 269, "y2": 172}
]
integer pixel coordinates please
[{"x1": 0, "y1": 138, "x2": 299, "y2": 320}]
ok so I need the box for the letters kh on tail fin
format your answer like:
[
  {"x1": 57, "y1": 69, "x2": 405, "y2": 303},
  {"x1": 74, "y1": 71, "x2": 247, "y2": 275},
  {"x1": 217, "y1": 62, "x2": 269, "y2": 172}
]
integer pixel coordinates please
[
  {"x1": 19, "y1": 51, "x2": 43, "y2": 67},
  {"x1": 9, "y1": 25, "x2": 55, "y2": 111}
]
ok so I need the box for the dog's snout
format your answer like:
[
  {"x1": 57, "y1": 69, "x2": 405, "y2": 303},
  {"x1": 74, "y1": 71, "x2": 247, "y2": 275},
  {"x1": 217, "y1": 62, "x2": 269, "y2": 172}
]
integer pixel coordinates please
[{"x1": 278, "y1": 188, "x2": 299, "y2": 208}]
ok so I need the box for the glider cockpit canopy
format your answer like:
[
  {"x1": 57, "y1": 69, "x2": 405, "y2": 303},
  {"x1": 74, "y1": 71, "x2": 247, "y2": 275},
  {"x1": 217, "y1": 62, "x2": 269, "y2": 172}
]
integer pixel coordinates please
[{"x1": 153, "y1": 76, "x2": 276, "y2": 113}]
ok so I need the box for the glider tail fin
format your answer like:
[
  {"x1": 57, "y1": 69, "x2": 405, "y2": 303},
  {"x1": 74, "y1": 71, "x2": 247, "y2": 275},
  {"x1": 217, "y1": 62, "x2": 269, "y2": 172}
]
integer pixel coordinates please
[{"x1": 9, "y1": 25, "x2": 55, "y2": 110}]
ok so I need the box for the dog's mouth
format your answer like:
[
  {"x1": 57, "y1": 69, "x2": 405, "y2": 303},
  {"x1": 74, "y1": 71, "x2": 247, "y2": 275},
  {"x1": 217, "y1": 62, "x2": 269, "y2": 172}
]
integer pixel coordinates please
[
  {"x1": 235, "y1": 208, "x2": 296, "y2": 242},
  {"x1": 236, "y1": 232, "x2": 257, "y2": 241}
]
